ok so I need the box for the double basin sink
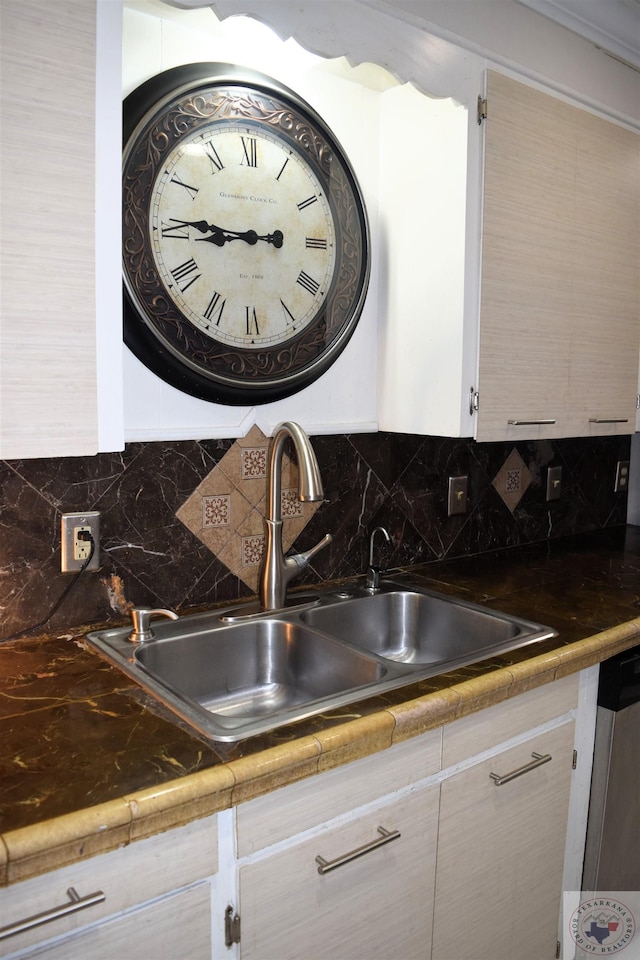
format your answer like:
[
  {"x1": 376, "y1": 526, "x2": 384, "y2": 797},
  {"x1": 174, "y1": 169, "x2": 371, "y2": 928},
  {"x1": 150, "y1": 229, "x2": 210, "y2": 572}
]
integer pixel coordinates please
[{"x1": 86, "y1": 580, "x2": 556, "y2": 742}]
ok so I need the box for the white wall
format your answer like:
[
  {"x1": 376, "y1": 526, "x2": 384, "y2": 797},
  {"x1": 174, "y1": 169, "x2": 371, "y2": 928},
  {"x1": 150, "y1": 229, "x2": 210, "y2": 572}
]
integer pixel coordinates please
[{"x1": 123, "y1": 2, "x2": 386, "y2": 441}]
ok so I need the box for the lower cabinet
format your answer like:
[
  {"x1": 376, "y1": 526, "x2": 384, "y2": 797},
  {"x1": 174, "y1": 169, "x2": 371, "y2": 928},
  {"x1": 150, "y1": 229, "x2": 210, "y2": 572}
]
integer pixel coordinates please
[
  {"x1": 1, "y1": 816, "x2": 217, "y2": 960},
  {"x1": 231, "y1": 674, "x2": 581, "y2": 960},
  {"x1": 239, "y1": 786, "x2": 439, "y2": 960},
  {"x1": 432, "y1": 720, "x2": 576, "y2": 960},
  {"x1": 2, "y1": 674, "x2": 587, "y2": 960}
]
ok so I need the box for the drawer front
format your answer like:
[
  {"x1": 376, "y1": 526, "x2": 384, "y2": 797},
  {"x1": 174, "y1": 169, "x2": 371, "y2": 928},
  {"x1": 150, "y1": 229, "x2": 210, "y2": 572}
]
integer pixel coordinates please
[
  {"x1": 0, "y1": 815, "x2": 217, "y2": 955},
  {"x1": 237, "y1": 729, "x2": 441, "y2": 856},
  {"x1": 240, "y1": 785, "x2": 439, "y2": 960},
  {"x1": 442, "y1": 673, "x2": 579, "y2": 767},
  {"x1": 15, "y1": 883, "x2": 212, "y2": 960}
]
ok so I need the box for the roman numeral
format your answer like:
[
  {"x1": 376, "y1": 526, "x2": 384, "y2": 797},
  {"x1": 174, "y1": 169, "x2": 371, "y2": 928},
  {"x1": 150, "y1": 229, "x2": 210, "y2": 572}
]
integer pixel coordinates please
[
  {"x1": 296, "y1": 271, "x2": 320, "y2": 296},
  {"x1": 204, "y1": 142, "x2": 224, "y2": 174},
  {"x1": 280, "y1": 299, "x2": 297, "y2": 326},
  {"x1": 170, "y1": 258, "x2": 201, "y2": 293},
  {"x1": 305, "y1": 237, "x2": 327, "y2": 249},
  {"x1": 203, "y1": 291, "x2": 226, "y2": 326},
  {"x1": 297, "y1": 195, "x2": 318, "y2": 212},
  {"x1": 240, "y1": 136, "x2": 258, "y2": 167},
  {"x1": 245, "y1": 306, "x2": 260, "y2": 336},
  {"x1": 276, "y1": 157, "x2": 290, "y2": 181},
  {"x1": 161, "y1": 220, "x2": 190, "y2": 239},
  {"x1": 169, "y1": 175, "x2": 199, "y2": 199}
]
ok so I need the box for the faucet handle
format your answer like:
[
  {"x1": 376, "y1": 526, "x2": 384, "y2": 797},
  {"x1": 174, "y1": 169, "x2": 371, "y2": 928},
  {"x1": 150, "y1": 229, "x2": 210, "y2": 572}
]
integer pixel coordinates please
[
  {"x1": 128, "y1": 607, "x2": 178, "y2": 643},
  {"x1": 291, "y1": 533, "x2": 332, "y2": 570}
]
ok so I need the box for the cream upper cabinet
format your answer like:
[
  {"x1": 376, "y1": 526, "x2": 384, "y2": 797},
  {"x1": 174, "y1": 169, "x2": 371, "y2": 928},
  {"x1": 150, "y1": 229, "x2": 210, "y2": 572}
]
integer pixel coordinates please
[
  {"x1": 0, "y1": 1, "x2": 123, "y2": 460},
  {"x1": 476, "y1": 71, "x2": 640, "y2": 441},
  {"x1": 379, "y1": 70, "x2": 639, "y2": 441}
]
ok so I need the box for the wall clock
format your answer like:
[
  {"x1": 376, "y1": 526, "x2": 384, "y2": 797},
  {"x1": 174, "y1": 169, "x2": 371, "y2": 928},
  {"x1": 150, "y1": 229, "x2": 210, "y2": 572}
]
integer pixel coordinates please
[{"x1": 122, "y1": 62, "x2": 370, "y2": 405}]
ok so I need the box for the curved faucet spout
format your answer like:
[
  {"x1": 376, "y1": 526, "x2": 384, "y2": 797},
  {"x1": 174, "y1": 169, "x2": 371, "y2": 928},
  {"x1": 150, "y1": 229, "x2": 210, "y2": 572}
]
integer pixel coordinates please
[
  {"x1": 260, "y1": 422, "x2": 331, "y2": 610},
  {"x1": 366, "y1": 526, "x2": 391, "y2": 592}
]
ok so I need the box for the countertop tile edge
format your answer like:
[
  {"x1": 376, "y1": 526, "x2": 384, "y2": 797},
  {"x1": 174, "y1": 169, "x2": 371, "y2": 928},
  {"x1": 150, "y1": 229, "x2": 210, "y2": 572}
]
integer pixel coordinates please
[
  {"x1": 229, "y1": 735, "x2": 321, "y2": 806},
  {"x1": 313, "y1": 710, "x2": 395, "y2": 772},
  {"x1": 125, "y1": 764, "x2": 236, "y2": 842},
  {"x1": 3, "y1": 798, "x2": 132, "y2": 885}
]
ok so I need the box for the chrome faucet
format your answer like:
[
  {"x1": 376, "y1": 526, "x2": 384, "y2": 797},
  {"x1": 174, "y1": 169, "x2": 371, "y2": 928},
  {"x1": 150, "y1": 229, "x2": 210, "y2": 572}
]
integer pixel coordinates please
[
  {"x1": 259, "y1": 421, "x2": 332, "y2": 610},
  {"x1": 366, "y1": 526, "x2": 391, "y2": 592}
]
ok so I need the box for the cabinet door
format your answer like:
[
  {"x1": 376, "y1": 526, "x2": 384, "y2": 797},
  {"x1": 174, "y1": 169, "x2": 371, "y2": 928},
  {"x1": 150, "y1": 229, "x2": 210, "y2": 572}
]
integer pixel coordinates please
[
  {"x1": 1, "y1": 815, "x2": 217, "y2": 956},
  {"x1": 477, "y1": 71, "x2": 639, "y2": 441},
  {"x1": 14, "y1": 884, "x2": 211, "y2": 960},
  {"x1": 239, "y1": 785, "x2": 439, "y2": 960},
  {"x1": 0, "y1": 1, "x2": 123, "y2": 459},
  {"x1": 432, "y1": 721, "x2": 575, "y2": 960}
]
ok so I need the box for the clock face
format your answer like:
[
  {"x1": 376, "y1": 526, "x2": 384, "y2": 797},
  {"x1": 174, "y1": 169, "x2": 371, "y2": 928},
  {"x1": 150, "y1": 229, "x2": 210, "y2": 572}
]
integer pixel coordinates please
[{"x1": 122, "y1": 63, "x2": 370, "y2": 405}]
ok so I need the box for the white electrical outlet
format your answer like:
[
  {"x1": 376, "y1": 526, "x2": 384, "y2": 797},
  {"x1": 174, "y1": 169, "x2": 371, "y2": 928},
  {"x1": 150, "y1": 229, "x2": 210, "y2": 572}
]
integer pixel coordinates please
[{"x1": 61, "y1": 512, "x2": 100, "y2": 572}]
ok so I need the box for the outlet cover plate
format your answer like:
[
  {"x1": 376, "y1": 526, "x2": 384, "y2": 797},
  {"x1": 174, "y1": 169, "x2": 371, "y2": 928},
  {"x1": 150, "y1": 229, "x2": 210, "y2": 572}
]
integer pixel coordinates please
[
  {"x1": 61, "y1": 511, "x2": 100, "y2": 572},
  {"x1": 615, "y1": 460, "x2": 630, "y2": 493}
]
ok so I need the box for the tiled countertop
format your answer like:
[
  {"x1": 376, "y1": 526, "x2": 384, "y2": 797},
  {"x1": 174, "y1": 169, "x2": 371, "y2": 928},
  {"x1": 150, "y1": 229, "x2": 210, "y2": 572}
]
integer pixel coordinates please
[{"x1": 2, "y1": 526, "x2": 640, "y2": 885}]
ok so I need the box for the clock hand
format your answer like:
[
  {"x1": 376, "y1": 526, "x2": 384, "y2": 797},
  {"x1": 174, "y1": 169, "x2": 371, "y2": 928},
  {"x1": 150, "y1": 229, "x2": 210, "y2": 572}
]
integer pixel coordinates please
[
  {"x1": 168, "y1": 219, "x2": 283, "y2": 248},
  {"x1": 197, "y1": 229, "x2": 284, "y2": 248}
]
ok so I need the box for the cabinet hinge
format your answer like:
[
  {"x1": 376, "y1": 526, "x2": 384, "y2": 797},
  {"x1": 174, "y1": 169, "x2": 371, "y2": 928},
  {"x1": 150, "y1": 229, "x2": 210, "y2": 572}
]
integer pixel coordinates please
[
  {"x1": 469, "y1": 387, "x2": 479, "y2": 414},
  {"x1": 225, "y1": 905, "x2": 241, "y2": 947},
  {"x1": 477, "y1": 95, "x2": 487, "y2": 124},
  {"x1": 636, "y1": 394, "x2": 640, "y2": 410},
  {"x1": 556, "y1": 938, "x2": 561, "y2": 958},
  {"x1": 572, "y1": 749, "x2": 578, "y2": 769}
]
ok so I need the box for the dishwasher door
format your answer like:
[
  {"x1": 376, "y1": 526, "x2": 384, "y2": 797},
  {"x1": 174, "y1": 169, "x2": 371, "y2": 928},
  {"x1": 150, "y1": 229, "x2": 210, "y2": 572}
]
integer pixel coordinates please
[{"x1": 582, "y1": 643, "x2": 640, "y2": 891}]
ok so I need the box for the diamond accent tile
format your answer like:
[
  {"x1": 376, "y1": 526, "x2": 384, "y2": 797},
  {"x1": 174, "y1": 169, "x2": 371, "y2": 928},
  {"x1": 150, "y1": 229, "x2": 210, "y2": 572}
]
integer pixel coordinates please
[
  {"x1": 176, "y1": 425, "x2": 322, "y2": 593},
  {"x1": 493, "y1": 447, "x2": 532, "y2": 512}
]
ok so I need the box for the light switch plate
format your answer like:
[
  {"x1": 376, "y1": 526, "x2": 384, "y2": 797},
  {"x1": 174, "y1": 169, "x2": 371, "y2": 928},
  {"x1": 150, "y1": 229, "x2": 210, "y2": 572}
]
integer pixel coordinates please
[
  {"x1": 546, "y1": 466, "x2": 562, "y2": 501},
  {"x1": 448, "y1": 476, "x2": 468, "y2": 516}
]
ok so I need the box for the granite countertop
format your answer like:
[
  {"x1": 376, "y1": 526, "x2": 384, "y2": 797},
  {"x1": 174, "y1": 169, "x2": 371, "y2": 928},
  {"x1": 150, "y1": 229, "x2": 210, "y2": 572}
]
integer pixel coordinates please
[{"x1": 2, "y1": 526, "x2": 640, "y2": 885}]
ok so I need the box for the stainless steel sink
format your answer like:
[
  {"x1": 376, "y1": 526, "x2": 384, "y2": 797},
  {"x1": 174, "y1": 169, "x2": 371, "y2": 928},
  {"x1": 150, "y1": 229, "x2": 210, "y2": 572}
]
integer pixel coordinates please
[
  {"x1": 301, "y1": 589, "x2": 527, "y2": 665},
  {"x1": 85, "y1": 579, "x2": 556, "y2": 742},
  {"x1": 135, "y1": 619, "x2": 386, "y2": 726}
]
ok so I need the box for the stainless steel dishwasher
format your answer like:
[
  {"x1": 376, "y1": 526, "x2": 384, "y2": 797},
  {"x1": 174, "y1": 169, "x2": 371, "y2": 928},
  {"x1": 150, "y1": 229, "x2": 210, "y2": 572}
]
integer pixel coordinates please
[{"x1": 583, "y1": 643, "x2": 640, "y2": 891}]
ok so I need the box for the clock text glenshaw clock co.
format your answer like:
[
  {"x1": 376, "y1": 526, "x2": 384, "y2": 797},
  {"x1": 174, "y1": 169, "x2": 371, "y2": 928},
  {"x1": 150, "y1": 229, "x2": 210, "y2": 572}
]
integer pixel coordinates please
[{"x1": 122, "y1": 62, "x2": 370, "y2": 405}]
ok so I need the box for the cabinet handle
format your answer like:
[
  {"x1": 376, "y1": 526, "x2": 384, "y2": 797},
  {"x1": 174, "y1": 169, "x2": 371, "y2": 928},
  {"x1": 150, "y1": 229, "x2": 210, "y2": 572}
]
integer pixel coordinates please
[
  {"x1": 489, "y1": 751, "x2": 552, "y2": 786},
  {"x1": 0, "y1": 887, "x2": 106, "y2": 941},
  {"x1": 507, "y1": 419, "x2": 556, "y2": 426},
  {"x1": 588, "y1": 418, "x2": 629, "y2": 424},
  {"x1": 315, "y1": 826, "x2": 401, "y2": 875}
]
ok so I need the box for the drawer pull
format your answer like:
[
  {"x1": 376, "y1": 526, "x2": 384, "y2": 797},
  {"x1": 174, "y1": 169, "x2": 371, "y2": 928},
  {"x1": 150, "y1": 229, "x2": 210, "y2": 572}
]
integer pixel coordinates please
[
  {"x1": 0, "y1": 887, "x2": 106, "y2": 941},
  {"x1": 588, "y1": 418, "x2": 629, "y2": 424},
  {"x1": 507, "y1": 419, "x2": 556, "y2": 426},
  {"x1": 315, "y1": 826, "x2": 401, "y2": 875},
  {"x1": 489, "y1": 751, "x2": 552, "y2": 786}
]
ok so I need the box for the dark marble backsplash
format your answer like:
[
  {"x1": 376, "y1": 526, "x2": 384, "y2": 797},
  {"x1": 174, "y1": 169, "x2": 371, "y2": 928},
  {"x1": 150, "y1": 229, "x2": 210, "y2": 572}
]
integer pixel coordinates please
[{"x1": 0, "y1": 431, "x2": 630, "y2": 641}]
